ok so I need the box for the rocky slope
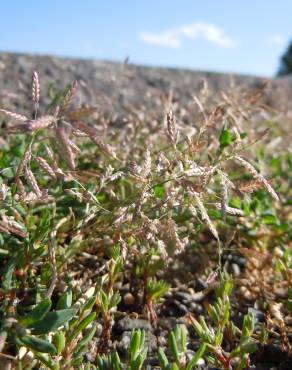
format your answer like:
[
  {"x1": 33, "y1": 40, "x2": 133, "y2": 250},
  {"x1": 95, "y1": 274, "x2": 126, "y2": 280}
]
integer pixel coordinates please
[{"x1": 0, "y1": 52, "x2": 292, "y2": 120}]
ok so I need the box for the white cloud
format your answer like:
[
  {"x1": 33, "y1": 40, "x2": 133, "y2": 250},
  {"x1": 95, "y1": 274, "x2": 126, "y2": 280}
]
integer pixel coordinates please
[
  {"x1": 139, "y1": 22, "x2": 237, "y2": 48},
  {"x1": 140, "y1": 31, "x2": 180, "y2": 48},
  {"x1": 266, "y1": 34, "x2": 287, "y2": 46}
]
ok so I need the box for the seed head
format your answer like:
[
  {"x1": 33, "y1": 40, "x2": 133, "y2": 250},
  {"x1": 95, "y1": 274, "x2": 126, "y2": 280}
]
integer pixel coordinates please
[{"x1": 32, "y1": 70, "x2": 40, "y2": 104}]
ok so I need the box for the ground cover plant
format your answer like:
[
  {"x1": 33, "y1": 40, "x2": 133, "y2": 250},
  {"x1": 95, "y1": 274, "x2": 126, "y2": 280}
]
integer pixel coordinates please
[{"x1": 0, "y1": 70, "x2": 291, "y2": 369}]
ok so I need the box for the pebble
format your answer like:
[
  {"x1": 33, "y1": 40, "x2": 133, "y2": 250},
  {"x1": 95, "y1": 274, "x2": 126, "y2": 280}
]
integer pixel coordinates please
[
  {"x1": 123, "y1": 292, "x2": 135, "y2": 306},
  {"x1": 231, "y1": 263, "x2": 241, "y2": 276},
  {"x1": 174, "y1": 291, "x2": 192, "y2": 301},
  {"x1": 189, "y1": 302, "x2": 203, "y2": 314},
  {"x1": 173, "y1": 299, "x2": 189, "y2": 315},
  {"x1": 115, "y1": 317, "x2": 151, "y2": 333}
]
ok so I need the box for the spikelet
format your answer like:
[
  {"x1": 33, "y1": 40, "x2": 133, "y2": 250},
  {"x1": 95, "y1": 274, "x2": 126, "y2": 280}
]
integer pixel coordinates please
[
  {"x1": 0, "y1": 183, "x2": 8, "y2": 201},
  {"x1": 55, "y1": 126, "x2": 76, "y2": 170},
  {"x1": 189, "y1": 204, "x2": 197, "y2": 217},
  {"x1": 219, "y1": 172, "x2": 228, "y2": 220},
  {"x1": 140, "y1": 148, "x2": 151, "y2": 178},
  {"x1": 32, "y1": 71, "x2": 40, "y2": 104},
  {"x1": 269, "y1": 302, "x2": 291, "y2": 353},
  {"x1": 61, "y1": 80, "x2": 78, "y2": 112},
  {"x1": 16, "y1": 178, "x2": 26, "y2": 201},
  {"x1": 0, "y1": 108, "x2": 27, "y2": 121},
  {"x1": 237, "y1": 179, "x2": 265, "y2": 193},
  {"x1": 27, "y1": 115, "x2": 56, "y2": 131},
  {"x1": 156, "y1": 152, "x2": 170, "y2": 173},
  {"x1": 206, "y1": 270, "x2": 218, "y2": 285},
  {"x1": 184, "y1": 166, "x2": 212, "y2": 177},
  {"x1": 166, "y1": 110, "x2": 179, "y2": 146},
  {"x1": 193, "y1": 96, "x2": 204, "y2": 113},
  {"x1": 72, "y1": 129, "x2": 89, "y2": 137},
  {"x1": 128, "y1": 161, "x2": 142, "y2": 176},
  {"x1": 0, "y1": 219, "x2": 26, "y2": 238},
  {"x1": 157, "y1": 240, "x2": 168, "y2": 259},
  {"x1": 16, "y1": 149, "x2": 31, "y2": 179},
  {"x1": 214, "y1": 203, "x2": 244, "y2": 216},
  {"x1": 8, "y1": 115, "x2": 57, "y2": 133},
  {"x1": 107, "y1": 171, "x2": 123, "y2": 182},
  {"x1": 164, "y1": 218, "x2": 185, "y2": 254},
  {"x1": 191, "y1": 191, "x2": 219, "y2": 240},
  {"x1": 45, "y1": 146, "x2": 61, "y2": 173},
  {"x1": 68, "y1": 139, "x2": 81, "y2": 153},
  {"x1": 71, "y1": 120, "x2": 116, "y2": 158},
  {"x1": 133, "y1": 189, "x2": 146, "y2": 221},
  {"x1": 24, "y1": 167, "x2": 42, "y2": 197},
  {"x1": 234, "y1": 156, "x2": 279, "y2": 201},
  {"x1": 35, "y1": 156, "x2": 57, "y2": 179}
]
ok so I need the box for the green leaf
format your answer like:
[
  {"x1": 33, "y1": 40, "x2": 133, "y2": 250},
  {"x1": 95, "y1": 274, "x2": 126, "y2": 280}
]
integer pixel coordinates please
[
  {"x1": 261, "y1": 212, "x2": 278, "y2": 225},
  {"x1": 35, "y1": 353, "x2": 58, "y2": 370},
  {"x1": 52, "y1": 331, "x2": 66, "y2": 355},
  {"x1": 100, "y1": 291, "x2": 109, "y2": 312},
  {"x1": 158, "y1": 347, "x2": 169, "y2": 368},
  {"x1": 72, "y1": 356, "x2": 84, "y2": 368},
  {"x1": 186, "y1": 343, "x2": 206, "y2": 370},
  {"x1": 219, "y1": 125, "x2": 232, "y2": 149},
  {"x1": 81, "y1": 295, "x2": 96, "y2": 313},
  {"x1": 1, "y1": 259, "x2": 15, "y2": 290},
  {"x1": 57, "y1": 288, "x2": 72, "y2": 309},
  {"x1": 31, "y1": 308, "x2": 77, "y2": 335},
  {"x1": 68, "y1": 312, "x2": 96, "y2": 342},
  {"x1": 230, "y1": 340, "x2": 257, "y2": 357},
  {"x1": 19, "y1": 335, "x2": 57, "y2": 355},
  {"x1": 129, "y1": 348, "x2": 148, "y2": 370},
  {"x1": 168, "y1": 332, "x2": 179, "y2": 363},
  {"x1": 19, "y1": 299, "x2": 52, "y2": 327},
  {"x1": 130, "y1": 330, "x2": 140, "y2": 359},
  {"x1": 112, "y1": 351, "x2": 122, "y2": 370},
  {"x1": 109, "y1": 292, "x2": 121, "y2": 309},
  {"x1": 75, "y1": 326, "x2": 96, "y2": 354},
  {"x1": 154, "y1": 184, "x2": 165, "y2": 199}
]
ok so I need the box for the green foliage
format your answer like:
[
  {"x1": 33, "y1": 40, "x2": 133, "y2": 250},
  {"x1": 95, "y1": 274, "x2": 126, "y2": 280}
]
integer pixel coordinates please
[
  {"x1": 158, "y1": 325, "x2": 206, "y2": 370},
  {"x1": 189, "y1": 276, "x2": 258, "y2": 370},
  {"x1": 128, "y1": 329, "x2": 148, "y2": 370},
  {"x1": 96, "y1": 351, "x2": 122, "y2": 370},
  {"x1": 219, "y1": 123, "x2": 232, "y2": 149}
]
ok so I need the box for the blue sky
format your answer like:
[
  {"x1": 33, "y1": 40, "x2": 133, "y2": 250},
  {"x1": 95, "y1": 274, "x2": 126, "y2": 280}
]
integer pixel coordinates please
[{"x1": 0, "y1": 0, "x2": 291, "y2": 76}]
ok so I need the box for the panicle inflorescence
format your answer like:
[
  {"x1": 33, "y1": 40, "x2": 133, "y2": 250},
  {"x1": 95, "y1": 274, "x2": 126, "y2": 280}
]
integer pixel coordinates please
[
  {"x1": 60, "y1": 80, "x2": 78, "y2": 113},
  {"x1": 35, "y1": 156, "x2": 57, "y2": 179},
  {"x1": 55, "y1": 125, "x2": 76, "y2": 170},
  {"x1": 71, "y1": 120, "x2": 116, "y2": 158},
  {"x1": 166, "y1": 110, "x2": 179, "y2": 146},
  {"x1": 32, "y1": 70, "x2": 40, "y2": 104},
  {"x1": 24, "y1": 166, "x2": 42, "y2": 198},
  {"x1": 0, "y1": 108, "x2": 28, "y2": 121},
  {"x1": 234, "y1": 156, "x2": 279, "y2": 201}
]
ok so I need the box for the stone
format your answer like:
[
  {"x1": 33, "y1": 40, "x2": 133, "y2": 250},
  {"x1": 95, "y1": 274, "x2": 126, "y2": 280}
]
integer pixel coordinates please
[{"x1": 115, "y1": 317, "x2": 151, "y2": 333}]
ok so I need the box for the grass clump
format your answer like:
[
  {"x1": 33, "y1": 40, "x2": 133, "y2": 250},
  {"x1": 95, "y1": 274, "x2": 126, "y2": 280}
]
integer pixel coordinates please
[{"x1": 0, "y1": 71, "x2": 290, "y2": 369}]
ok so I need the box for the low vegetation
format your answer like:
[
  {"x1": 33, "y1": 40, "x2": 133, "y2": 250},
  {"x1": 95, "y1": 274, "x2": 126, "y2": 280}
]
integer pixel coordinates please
[{"x1": 0, "y1": 71, "x2": 291, "y2": 369}]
